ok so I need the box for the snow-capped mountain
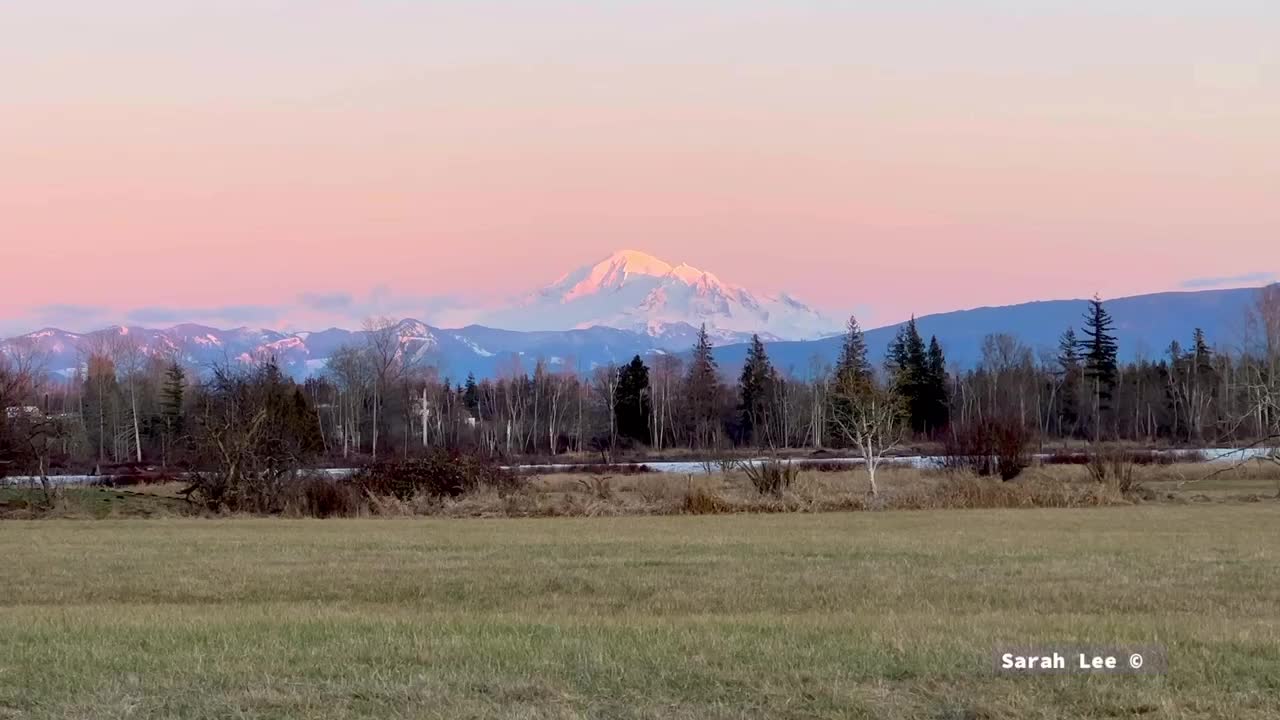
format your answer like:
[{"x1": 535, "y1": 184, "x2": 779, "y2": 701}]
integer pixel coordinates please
[
  {"x1": 1, "y1": 251, "x2": 839, "y2": 380},
  {"x1": 476, "y1": 249, "x2": 841, "y2": 345}
]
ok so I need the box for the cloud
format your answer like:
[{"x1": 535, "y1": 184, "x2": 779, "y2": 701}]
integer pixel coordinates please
[
  {"x1": 0, "y1": 304, "x2": 113, "y2": 336},
  {"x1": 1180, "y1": 272, "x2": 1277, "y2": 289},
  {"x1": 364, "y1": 286, "x2": 471, "y2": 317},
  {"x1": 32, "y1": 304, "x2": 110, "y2": 326},
  {"x1": 296, "y1": 286, "x2": 478, "y2": 326},
  {"x1": 298, "y1": 292, "x2": 354, "y2": 312},
  {"x1": 1, "y1": 290, "x2": 481, "y2": 339},
  {"x1": 125, "y1": 305, "x2": 280, "y2": 325}
]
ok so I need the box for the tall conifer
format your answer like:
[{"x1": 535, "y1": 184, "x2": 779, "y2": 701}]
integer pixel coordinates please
[
  {"x1": 886, "y1": 317, "x2": 932, "y2": 433},
  {"x1": 615, "y1": 355, "x2": 652, "y2": 445},
  {"x1": 1082, "y1": 295, "x2": 1119, "y2": 438},
  {"x1": 923, "y1": 335, "x2": 949, "y2": 431},
  {"x1": 685, "y1": 324, "x2": 722, "y2": 448},
  {"x1": 738, "y1": 335, "x2": 777, "y2": 446},
  {"x1": 1056, "y1": 327, "x2": 1081, "y2": 435}
]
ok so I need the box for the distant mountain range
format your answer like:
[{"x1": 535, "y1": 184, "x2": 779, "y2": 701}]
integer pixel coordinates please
[
  {"x1": 6, "y1": 321, "x2": 671, "y2": 382},
  {"x1": 713, "y1": 286, "x2": 1268, "y2": 376},
  {"x1": 1, "y1": 247, "x2": 1271, "y2": 381}
]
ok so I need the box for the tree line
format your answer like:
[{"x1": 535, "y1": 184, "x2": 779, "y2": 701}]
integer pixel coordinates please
[{"x1": 3, "y1": 288, "x2": 1278, "y2": 479}]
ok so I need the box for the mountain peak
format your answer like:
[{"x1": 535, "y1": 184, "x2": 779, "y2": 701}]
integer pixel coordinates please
[
  {"x1": 564, "y1": 250, "x2": 728, "y2": 294},
  {"x1": 554, "y1": 249, "x2": 677, "y2": 301},
  {"x1": 607, "y1": 248, "x2": 672, "y2": 270},
  {"x1": 479, "y1": 248, "x2": 838, "y2": 342}
]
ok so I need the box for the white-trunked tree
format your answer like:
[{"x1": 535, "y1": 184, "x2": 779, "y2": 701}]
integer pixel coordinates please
[{"x1": 830, "y1": 371, "x2": 907, "y2": 497}]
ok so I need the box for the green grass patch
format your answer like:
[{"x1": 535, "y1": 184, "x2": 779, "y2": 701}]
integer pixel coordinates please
[
  {"x1": 0, "y1": 486, "x2": 193, "y2": 519},
  {"x1": 1, "y1": 506, "x2": 1278, "y2": 718}
]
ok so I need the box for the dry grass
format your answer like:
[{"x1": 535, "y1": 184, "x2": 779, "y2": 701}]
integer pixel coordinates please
[
  {"x1": 17, "y1": 462, "x2": 1279, "y2": 520},
  {"x1": 2, "y1": 507, "x2": 1279, "y2": 718},
  {"x1": 422, "y1": 462, "x2": 1279, "y2": 518},
  {"x1": 1020, "y1": 460, "x2": 1280, "y2": 502}
]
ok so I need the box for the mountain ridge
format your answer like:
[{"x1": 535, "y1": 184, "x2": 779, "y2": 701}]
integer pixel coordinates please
[
  {"x1": 710, "y1": 285, "x2": 1271, "y2": 375},
  {"x1": 3, "y1": 284, "x2": 1271, "y2": 382}
]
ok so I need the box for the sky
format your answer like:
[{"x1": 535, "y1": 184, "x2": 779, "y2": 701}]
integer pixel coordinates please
[{"x1": 2, "y1": 1, "x2": 1278, "y2": 336}]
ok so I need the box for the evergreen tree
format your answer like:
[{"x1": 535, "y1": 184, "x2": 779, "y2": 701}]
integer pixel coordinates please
[
  {"x1": 161, "y1": 362, "x2": 185, "y2": 432},
  {"x1": 685, "y1": 324, "x2": 723, "y2": 448},
  {"x1": 289, "y1": 386, "x2": 325, "y2": 455},
  {"x1": 1058, "y1": 327, "x2": 1080, "y2": 369},
  {"x1": 1191, "y1": 328, "x2": 1212, "y2": 373},
  {"x1": 615, "y1": 355, "x2": 652, "y2": 445},
  {"x1": 159, "y1": 361, "x2": 186, "y2": 465},
  {"x1": 737, "y1": 335, "x2": 778, "y2": 446},
  {"x1": 463, "y1": 372, "x2": 479, "y2": 412},
  {"x1": 886, "y1": 317, "x2": 931, "y2": 433},
  {"x1": 1056, "y1": 327, "x2": 1081, "y2": 435},
  {"x1": 257, "y1": 358, "x2": 324, "y2": 458},
  {"x1": 829, "y1": 316, "x2": 874, "y2": 447},
  {"x1": 923, "y1": 336, "x2": 950, "y2": 431},
  {"x1": 885, "y1": 323, "x2": 911, "y2": 378},
  {"x1": 1190, "y1": 327, "x2": 1216, "y2": 412},
  {"x1": 834, "y1": 316, "x2": 873, "y2": 390},
  {"x1": 1081, "y1": 296, "x2": 1119, "y2": 436}
]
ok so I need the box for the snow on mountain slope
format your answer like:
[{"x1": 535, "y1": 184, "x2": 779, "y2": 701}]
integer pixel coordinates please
[{"x1": 477, "y1": 249, "x2": 840, "y2": 344}]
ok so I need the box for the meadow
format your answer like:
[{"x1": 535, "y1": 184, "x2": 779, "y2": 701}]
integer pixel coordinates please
[{"x1": 3, "y1": 498, "x2": 1279, "y2": 719}]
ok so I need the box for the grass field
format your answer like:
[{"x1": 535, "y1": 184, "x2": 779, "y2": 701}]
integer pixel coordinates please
[{"x1": 2, "y1": 505, "x2": 1279, "y2": 719}]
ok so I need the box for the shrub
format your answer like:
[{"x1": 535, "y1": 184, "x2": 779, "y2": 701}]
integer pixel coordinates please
[
  {"x1": 635, "y1": 475, "x2": 672, "y2": 504},
  {"x1": 991, "y1": 420, "x2": 1032, "y2": 481},
  {"x1": 942, "y1": 422, "x2": 995, "y2": 476},
  {"x1": 354, "y1": 449, "x2": 520, "y2": 500},
  {"x1": 683, "y1": 487, "x2": 729, "y2": 514},
  {"x1": 943, "y1": 417, "x2": 1033, "y2": 481},
  {"x1": 1086, "y1": 450, "x2": 1139, "y2": 494},
  {"x1": 182, "y1": 362, "x2": 325, "y2": 514},
  {"x1": 286, "y1": 474, "x2": 362, "y2": 518},
  {"x1": 741, "y1": 459, "x2": 798, "y2": 497},
  {"x1": 575, "y1": 475, "x2": 613, "y2": 500}
]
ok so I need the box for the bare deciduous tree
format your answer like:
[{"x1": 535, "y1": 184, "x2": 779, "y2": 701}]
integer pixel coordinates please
[
  {"x1": 591, "y1": 363, "x2": 620, "y2": 451},
  {"x1": 116, "y1": 334, "x2": 146, "y2": 463},
  {"x1": 830, "y1": 373, "x2": 906, "y2": 497},
  {"x1": 363, "y1": 317, "x2": 403, "y2": 461}
]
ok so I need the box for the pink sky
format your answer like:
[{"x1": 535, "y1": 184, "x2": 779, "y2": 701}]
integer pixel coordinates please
[{"x1": 1, "y1": 2, "x2": 1277, "y2": 334}]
